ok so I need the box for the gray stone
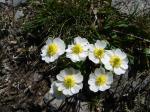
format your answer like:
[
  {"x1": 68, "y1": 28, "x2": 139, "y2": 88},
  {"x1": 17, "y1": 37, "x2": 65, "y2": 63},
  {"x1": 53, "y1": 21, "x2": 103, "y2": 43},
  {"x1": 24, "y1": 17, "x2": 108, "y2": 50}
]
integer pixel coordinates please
[
  {"x1": 79, "y1": 102, "x2": 90, "y2": 112},
  {"x1": 0, "y1": 0, "x2": 26, "y2": 6},
  {"x1": 15, "y1": 10, "x2": 24, "y2": 20},
  {"x1": 112, "y1": 0, "x2": 150, "y2": 14},
  {"x1": 44, "y1": 91, "x2": 63, "y2": 108}
]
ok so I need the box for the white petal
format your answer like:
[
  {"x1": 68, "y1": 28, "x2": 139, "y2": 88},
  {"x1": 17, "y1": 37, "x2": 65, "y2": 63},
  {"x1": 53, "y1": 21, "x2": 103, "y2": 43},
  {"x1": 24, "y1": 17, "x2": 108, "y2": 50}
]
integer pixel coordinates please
[
  {"x1": 56, "y1": 83, "x2": 66, "y2": 91},
  {"x1": 71, "y1": 84, "x2": 82, "y2": 94},
  {"x1": 95, "y1": 40, "x2": 107, "y2": 48},
  {"x1": 58, "y1": 48, "x2": 65, "y2": 55},
  {"x1": 91, "y1": 58, "x2": 99, "y2": 64},
  {"x1": 56, "y1": 75, "x2": 64, "y2": 81},
  {"x1": 74, "y1": 74, "x2": 83, "y2": 83},
  {"x1": 89, "y1": 85, "x2": 99, "y2": 92},
  {"x1": 83, "y1": 45, "x2": 89, "y2": 51},
  {"x1": 123, "y1": 58, "x2": 129, "y2": 64},
  {"x1": 74, "y1": 36, "x2": 82, "y2": 44},
  {"x1": 66, "y1": 45, "x2": 73, "y2": 53},
  {"x1": 79, "y1": 56, "x2": 86, "y2": 61},
  {"x1": 88, "y1": 78, "x2": 95, "y2": 85},
  {"x1": 101, "y1": 54, "x2": 110, "y2": 64},
  {"x1": 66, "y1": 54, "x2": 80, "y2": 62},
  {"x1": 71, "y1": 87, "x2": 79, "y2": 94},
  {"x1": 81, "y1": 38, "x2": 89, "y2": 45},
  {"x1": 75, "y1": 83, "x2": 83, "y2": 90},
  {"x1": 54, "y1": 38, "x2": 66, "y2": 55},
  {"x1": 41, "y1": 52, "x2": 47, "y2": 57},
  {"x1": 41, "y1": 56, "x2": 48, "y2": 62},
  {"x1": 89, "y1": 53, "x2": 99, "y2": 64},
  {"x1": 105, "y1": 50, "x2": 114, "y2": 56},
  {"x1": 121, "y1": 61, "x2": 128, "y2": 69},
  {"x1": 66, "y1": 53, "x2": 74, "y2": 59},
  {"x1": 53, "y1": 38, "x2": 64, "y2": 46},
  {"x1": 57, "y1": 69, "x2": 68, "y2": 79},
  {"x1": 41, "y1": 45, "x2": 48, "y2": 56},
  {"x1": 104, "y1": 64, "x2": 113, "y2": 71},
  {"x1": 50, "y1": 55, "x2": 59, "y2": 62},
  {"x1": 115, "y1": 49, "x2": 127, "y2": 59},
  {"x1": 114, "y1": 68, "x2": 126, "y2": 75},
  {"x1": 79, "y1": 52, "x2": 88, "y2": 58},
  {"x1": 74, "y1": 37, "x2": 89, "y2": 45},
  {"x1": 49, "y1": 88, "x2": 54, "y2": 94},
  {"x1": 46, "y1": 38, "x2": 53, "y2": 44},
  {"x1": 42, "y1": 57, "x2": 54, "y2": 63},
  {"x1": 89, "y1": 44, "x2": 95, "y2": 51},
  {"x1": 63, "y1": 89, "x2": 72, "y2": 96},
  {"x1": 107, "y1": 72, "x2": 113, "y2": 84},
  {"x1": 89, "y1": 73, "x2": 96, "y2": 79},
  {"x1": 49, "y1": 82, "x2": 55, "y2": 94},
  {"x1": 99, "y1": 84, "x2": 110, "y2": 91},
  {"x1": 42, "y1": 54, "x2": 59, "y2": 63},
  {"x1": 88, "y1": 52, "x2": 94, "y2": 58}
]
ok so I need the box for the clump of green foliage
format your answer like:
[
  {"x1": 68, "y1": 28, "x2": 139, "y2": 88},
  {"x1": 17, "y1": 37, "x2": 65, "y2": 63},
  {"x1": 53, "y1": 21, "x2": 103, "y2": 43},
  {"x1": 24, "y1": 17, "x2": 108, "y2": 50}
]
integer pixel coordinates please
[{"x1": 23, "y1": 0, "x2": 150, "y2": 111}]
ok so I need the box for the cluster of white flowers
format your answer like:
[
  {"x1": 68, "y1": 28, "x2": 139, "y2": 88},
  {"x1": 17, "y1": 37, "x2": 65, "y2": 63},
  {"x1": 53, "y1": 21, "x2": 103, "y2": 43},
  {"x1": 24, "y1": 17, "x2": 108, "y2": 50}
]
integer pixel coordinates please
[{"x1": 41, "y1": 36, "x2": 129, "y2": 100}]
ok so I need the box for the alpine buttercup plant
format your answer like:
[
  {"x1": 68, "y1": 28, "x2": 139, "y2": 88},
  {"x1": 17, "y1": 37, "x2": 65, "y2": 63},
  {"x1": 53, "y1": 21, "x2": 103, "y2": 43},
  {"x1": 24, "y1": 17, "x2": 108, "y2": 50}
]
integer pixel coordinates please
[{"x1": 41, "y1": 37, "x2": 129, "y2": 99}]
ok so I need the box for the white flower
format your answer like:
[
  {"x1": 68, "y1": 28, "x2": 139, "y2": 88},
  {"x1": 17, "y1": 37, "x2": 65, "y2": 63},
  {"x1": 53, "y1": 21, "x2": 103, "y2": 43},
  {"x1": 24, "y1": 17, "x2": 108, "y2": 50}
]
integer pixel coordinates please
[
  {"x1": 88, "y1": 40, "x2": 107, "y2": 64},
  {"x1": 66, "y1": 36, "x2": 89, "y2": 62},
  {"x1": 101, "y1": 49, "x2": 128, "y2": 75},
  {"x1": 41, "y1": 37, "x2": 66, "y2": 63},
  {"x1": 55, "y1": 68, "x2": 83, "y2": 96},
  {"x1": 88, "y1": 67, "x2": 113, "y2": 92},
  {"x1": 49, "y1": 81, "x2": 65, "y2": 100}
]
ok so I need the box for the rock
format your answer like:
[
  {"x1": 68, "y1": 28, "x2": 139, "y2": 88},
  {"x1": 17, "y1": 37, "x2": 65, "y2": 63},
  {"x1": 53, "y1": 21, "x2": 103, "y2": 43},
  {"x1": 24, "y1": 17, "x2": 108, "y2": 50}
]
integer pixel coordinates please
[
  {"x1": 0, "y1": 0, "x2": 5, "y2": 3},
  {"x1": 112, "y1": 0, "x2": 150, "y2": 14},
  {"x1": 0, "y1": 0, "x2": 27, "y2": 7},
  {"x1": 15, "y1": 10, "x2": 24, "y2": 20},
  {"x1": 44, "y1": 91, "x2": 63, "y2": 108},
  {"x1": 33, "y1": 72, "x2": 43, "y2": 82},
  {"x1": 79, "y1": 102, "x2": 89, "y2": 112}
]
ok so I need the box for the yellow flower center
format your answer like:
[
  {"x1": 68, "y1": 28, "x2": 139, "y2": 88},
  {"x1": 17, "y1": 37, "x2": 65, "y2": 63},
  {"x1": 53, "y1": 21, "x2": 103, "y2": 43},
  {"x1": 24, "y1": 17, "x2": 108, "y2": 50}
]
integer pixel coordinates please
[
  {"x1": 47, "y1": 43, "x2": 58, "y2": 56},
  {"x1": 64, "y1": 75, "x2": 76, "y2": 88},
  {"x1": 96, "y1": 74, "x2": 107, "y2": 86},
  {"x1": 72, "y1": 44, "x2": 83, "y2": 54},
  {"x1": 110, "y1": 55, "x2": 122, "y2": 68},
  {"x1": 94, "y1": 48, "x2": 104, "y2": 59}
]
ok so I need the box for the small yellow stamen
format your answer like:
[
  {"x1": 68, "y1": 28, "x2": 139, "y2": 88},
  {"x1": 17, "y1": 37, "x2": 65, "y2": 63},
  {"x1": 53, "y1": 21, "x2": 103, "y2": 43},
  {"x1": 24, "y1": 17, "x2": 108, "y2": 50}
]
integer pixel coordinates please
[
  {"x1": 94, "y1": 48, "x2": 104, "y2": 59},
  {"x1": 47, "y1": 43, "x2": 58, "y2": 56},
  {"x1": 96, "y1": 74, "x2": 107, "y2": 86},
  {"x1": 72, "y1": 44, "x2": 83, "y2": 54},
  {"x1": 110, "y1": 55, "x2": 122, "y2": 68},
  {"x1": 64, "y1": 75, "x2": 75, "y2": 88}
]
